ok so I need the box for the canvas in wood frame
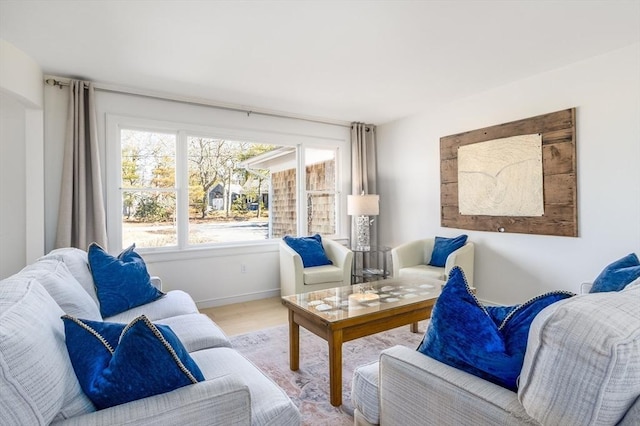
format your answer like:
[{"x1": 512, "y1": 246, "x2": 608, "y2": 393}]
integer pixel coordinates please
[{"x1": 440, "y1": 108, "x2": 577, "y2": 237}]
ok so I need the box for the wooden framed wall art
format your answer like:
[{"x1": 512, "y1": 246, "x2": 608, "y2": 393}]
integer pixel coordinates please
[{"x1": 440, "y1": 108, "x2": 577, "y2": 237}]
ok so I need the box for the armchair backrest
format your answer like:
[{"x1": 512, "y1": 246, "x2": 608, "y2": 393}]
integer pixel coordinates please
[
  {"x1": 421, "y1": 239, "x2": 436, "y2": 264},
  {"x1": 391, "y1": 238, "x2": 435, "y2": 276},
  {"x1": 322, "y1": 238, "x2": 352, "y2": 268}
]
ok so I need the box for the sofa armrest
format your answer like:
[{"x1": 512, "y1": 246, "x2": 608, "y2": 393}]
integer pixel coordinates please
[
  {"x1": 52, "y1": 374, "x2": 251, "y2": 426},
  {"x1": 391, "y1": 239, "x2": 433, "y2": 276},
  {"x1": 150, "y1": 276, "x2": 162, "y2": 291},
  {"x1": 279, "y1": 241, "x2": 304, "y2": 296},
  {"x1": 444, "y1": 242, "x2": 475, "y2": 286},
  {"x1": 378, "y1": 345, "x2": 535, "y2": 426}
]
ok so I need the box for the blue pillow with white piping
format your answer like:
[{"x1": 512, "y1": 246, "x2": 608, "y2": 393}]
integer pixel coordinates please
[
  {"x1": 417, "y1": 267, "x2": 574, "y2": 391},
  {"x1": 62, "y1": 314, "x2": 204, "y2": 410}
]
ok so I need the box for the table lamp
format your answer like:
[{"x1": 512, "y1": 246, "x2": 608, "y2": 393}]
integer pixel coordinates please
[{"x1": 347, "y1": 194, "x2": 379, "y2": 251}]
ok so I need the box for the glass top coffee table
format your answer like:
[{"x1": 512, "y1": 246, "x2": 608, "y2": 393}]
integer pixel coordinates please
[{"x1": 281, "y1": 277, "x2": 443, "y2": 407}]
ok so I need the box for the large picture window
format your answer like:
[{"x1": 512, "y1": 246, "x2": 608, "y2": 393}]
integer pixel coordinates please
[{"x1": 107, "y1": 116, "x2": 342, "y2": 251}]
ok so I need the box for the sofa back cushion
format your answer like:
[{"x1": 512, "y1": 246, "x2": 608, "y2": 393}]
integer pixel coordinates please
[
  {"x1": 19, "y1": 259, "x2": 102, "y2": 320},
  {"x1": 40, "y1": 247, "x2": 100, "y2": 306},
  {"x1": 519, "y1": 283, "x2": 640, "y2": 425},
  {"x1": 0, "y1": 277, "x2": 95, "y2": 425}
]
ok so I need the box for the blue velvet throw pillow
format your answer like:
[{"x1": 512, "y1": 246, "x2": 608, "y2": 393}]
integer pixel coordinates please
[
  {"x1": 590, "y1": 253, "x2": 640, "y2": 293},
  {"x1": 88, "y1": 243, "x2": 164, "y2": 317},
  {"x1": 417, "y1": 267, "x2": 574, "y2": 391},
  {"x1": 429, "y1": 235, "x2": 468, "y2": 267},
  {"x1": 62, "y1": 315, "x2": 204, "y2": 410},
  {"x1": 283, "y1": 234, "x2": 333, "y2": 268}
]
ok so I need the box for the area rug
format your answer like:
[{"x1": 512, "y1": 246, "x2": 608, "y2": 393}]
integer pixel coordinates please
[{"x1": 229, "y1": 321, "x2": 429, "y2": 426}]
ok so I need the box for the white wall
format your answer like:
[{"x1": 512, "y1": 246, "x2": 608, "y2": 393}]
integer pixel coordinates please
[
  {"x1": 43, "y1": 86, "x2": 351, "y2": 307},
  {"x1": 0, "y1": 39, "x2": 43, "y2": 108},
  {"x1": 0, "y1": 39, "x2": 44, "y2": 279},
  {"x1": 377, "y1": 43, "x2": 640, "y2": 304},
  {"x1": 0, "y1": 94, "x2": 26, "y2": 277}
]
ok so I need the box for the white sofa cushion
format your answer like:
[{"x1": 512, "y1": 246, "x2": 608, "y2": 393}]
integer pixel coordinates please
[
  {"x1": 378, "y1": 345, "x2": 535, "y2": 425},
  {"x1": 41, "y1": 247, "x2": 100, "y2": 306},
  {"x1": 157, "y1": 313, "x2": 232, "y2": 351},
  {"x1": 104, "y1": 290, "x2": 198, "y2": 323},
  {"x1": 620, "y1": 397, "x2": 640, "y2": 425},
  {"x1": 19, "y1": 259, "x2": 102, "y2": 321},
  {"x1": 0, "y1": 277, "x2": 95, "y2": 425},
  {"x1": 519, "y1": 283, "x2": 640, "y2": 425},
  {"x1": 351, "y1": 360, "x2": 381, "y2": 425},
  {"x1": 191, "y1": 347, "x2": 300, "y2": 425}
]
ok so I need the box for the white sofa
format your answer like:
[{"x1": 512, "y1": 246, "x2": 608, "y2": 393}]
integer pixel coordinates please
[
  {"x1": 0, "y1": 247, "x2": 300, "y2": 426},
  {"x1": 279, "y1": 238, "x2": 353, "y2": 296},
  {"x1": 351, "y1": 281, "x2": 640, "y2": 425},
  {"x1": 391, "y1": 239, "x2": 475, "y2": 287}
]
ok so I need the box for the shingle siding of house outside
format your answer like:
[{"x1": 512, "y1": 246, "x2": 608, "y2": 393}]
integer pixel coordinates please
[{"x1": 272, "y1": 160, "x2": 335, "y2": 238}]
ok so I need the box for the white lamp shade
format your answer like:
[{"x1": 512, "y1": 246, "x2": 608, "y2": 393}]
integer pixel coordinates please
[{"x1": 347, "y1": 194, "x2": 379, "y2": 216}]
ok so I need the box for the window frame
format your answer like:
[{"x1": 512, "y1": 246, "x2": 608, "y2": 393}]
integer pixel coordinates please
[{"x1": 106, "y1": 114, "x2": 346, "y2": 253}]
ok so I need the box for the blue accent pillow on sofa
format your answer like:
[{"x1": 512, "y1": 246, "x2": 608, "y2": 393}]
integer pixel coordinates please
[
  {"x1": 62, "y1": 314, "x2": 204, "y2": 409},
  {"x1": 283, "y1": 234, "x2": 333, "y2": 268},
  {"x1": 88, "y1": 243, "x2": 164, "y2": 317},
  {"x1": 590, "y1": 253, "x2": 640, "y2": 293},
  {"x1": 417, "y1": 267, "x2": 573, "y2": 391},
  {"x1": 429, "y1": 235, "x2": 468, "y2": 267}
]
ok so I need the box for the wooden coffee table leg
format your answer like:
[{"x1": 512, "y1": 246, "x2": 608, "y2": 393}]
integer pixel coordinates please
[
  {"x1": 328, "y1": 329, "x2": 343, "y2": 406},
  {"x1": 289, "y1": 310, "x2": 299, "y2": 371},
  {"x1": 410, "y1": 322, "x2": 419, "y2": 333}
]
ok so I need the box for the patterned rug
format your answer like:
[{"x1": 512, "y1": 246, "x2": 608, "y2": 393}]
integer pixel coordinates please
[{"x1": 229, "y1": 321, "x2": 429, "y2": 426}]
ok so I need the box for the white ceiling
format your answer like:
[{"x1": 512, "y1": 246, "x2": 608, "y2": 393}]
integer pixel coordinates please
[{"x1": 1, "y1": 1, "x2": 639, "y2": 124}]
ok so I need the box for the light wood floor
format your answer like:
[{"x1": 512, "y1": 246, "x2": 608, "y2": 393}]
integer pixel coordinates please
[{"x1": 200, "y1": 296, "x2": 289, "y2": 336}]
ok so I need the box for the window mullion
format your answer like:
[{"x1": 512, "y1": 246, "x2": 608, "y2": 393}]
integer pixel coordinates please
[
  {"x1": 176, "y1": 131, "x2": 189, "y2": 248},
  {"x1": 296, "y1": 144, "x2": 306, "y2": 236},
  {"x1": 106, "y1": 121, "x2": 123, "y2": 251},
  {"x1": 334, "y1": 146, "x2": 342, "y2": 236}
]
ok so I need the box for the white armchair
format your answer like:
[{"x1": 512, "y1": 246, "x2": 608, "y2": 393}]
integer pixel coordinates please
[
  {"x1": 279, "y1": 238, "x2": 354, "y2": 296},
  {"x1": 391, "y1": 238, "x2": 475, "y2": 286}
]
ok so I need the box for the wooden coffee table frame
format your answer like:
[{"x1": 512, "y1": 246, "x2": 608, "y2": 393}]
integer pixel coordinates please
[{"x1": 282, "y1": 294, "x2": 438, "y2": 407}]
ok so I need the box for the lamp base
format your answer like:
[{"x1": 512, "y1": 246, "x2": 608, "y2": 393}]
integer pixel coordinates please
[{"x1": 354, "y1": 215, "x2": 371, "y2": 251}]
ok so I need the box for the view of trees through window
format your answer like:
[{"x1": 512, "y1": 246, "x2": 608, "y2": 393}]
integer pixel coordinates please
[
  {"x1": 186, "y1": 136, "x2": 274, "y2": 245},
  {"x1": 121, "y1": 130, "x2": 178, "y2": 247},
  {"x1": 119, "y1": 128, "x2": 337, "y2": 249}
]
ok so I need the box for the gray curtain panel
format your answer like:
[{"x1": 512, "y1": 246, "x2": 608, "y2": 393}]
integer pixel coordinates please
[
  {"x1": 351, "y1": 122, "x2": 378, "y2": 248},
  {"x1": 55, "y1": 80, "x2": 108, "y2": 250}
]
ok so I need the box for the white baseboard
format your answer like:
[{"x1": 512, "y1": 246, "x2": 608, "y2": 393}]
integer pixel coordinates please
[{"x1": 196, "y1": 288, "x2": 281, "y2": 309}]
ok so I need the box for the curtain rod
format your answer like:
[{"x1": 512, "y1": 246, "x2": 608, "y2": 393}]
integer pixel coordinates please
[{"x1": 44, "y1": 78, "x2": 352, "y2": 129}]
